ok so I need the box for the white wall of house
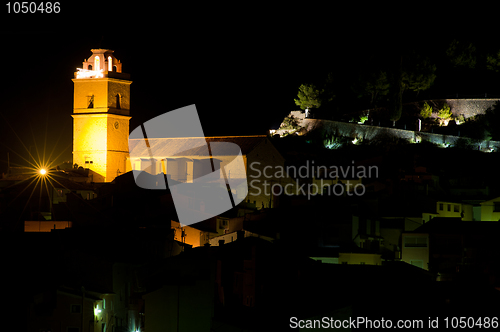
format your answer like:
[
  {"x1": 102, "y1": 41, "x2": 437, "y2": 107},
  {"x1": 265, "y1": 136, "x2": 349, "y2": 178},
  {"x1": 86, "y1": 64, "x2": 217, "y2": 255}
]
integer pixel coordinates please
[{"x1": 401, "y1": 233, "x2": 429, "y2": 270}]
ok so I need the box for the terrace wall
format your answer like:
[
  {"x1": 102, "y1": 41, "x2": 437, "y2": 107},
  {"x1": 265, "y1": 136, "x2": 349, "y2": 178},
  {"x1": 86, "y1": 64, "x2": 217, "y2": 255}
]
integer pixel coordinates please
[{"x1": 300, "y1": 119, "x2": 500, "y2": 151}]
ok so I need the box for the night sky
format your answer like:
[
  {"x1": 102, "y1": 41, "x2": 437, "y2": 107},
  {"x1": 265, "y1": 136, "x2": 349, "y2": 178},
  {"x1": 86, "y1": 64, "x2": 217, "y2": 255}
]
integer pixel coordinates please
[
  {"x1": 0, "y1": 20, "x2": 322, "y2": 173},
  {"x1": 1, "y1": 6, "x2": 498, "y2": 174}
]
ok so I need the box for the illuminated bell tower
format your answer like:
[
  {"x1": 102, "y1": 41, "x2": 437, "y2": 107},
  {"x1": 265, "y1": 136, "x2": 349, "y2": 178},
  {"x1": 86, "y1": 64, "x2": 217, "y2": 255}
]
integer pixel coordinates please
[{"x1": 72, "y1": 49, "x2": 132, "y2": 182}]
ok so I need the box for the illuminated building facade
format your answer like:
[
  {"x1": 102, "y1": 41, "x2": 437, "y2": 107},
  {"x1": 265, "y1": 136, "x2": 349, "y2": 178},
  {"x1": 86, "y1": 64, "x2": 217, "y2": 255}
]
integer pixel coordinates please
[
  {"x1": 128, "y1": 135, "x2": 287, "y2": 209},
  {"x1": 72, "y1": 49, "x2": 132, "y2": 182}
]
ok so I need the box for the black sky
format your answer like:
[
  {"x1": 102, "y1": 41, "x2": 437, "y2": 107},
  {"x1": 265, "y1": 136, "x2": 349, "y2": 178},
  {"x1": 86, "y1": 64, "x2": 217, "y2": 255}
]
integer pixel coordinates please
[
  {"x1": 1, "y1": 5, "x2": 498, "y2": 173},
  {"x1": 0, "y1": 8, "x2": 347, "y2": 173},
  {"x1": 0, "y1": 29, "x2": 314, "y2": 172}
]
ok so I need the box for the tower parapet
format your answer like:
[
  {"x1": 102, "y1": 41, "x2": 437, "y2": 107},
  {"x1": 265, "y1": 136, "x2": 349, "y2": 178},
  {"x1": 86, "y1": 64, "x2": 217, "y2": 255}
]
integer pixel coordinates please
[{"x1": 75, "y1": 49, "x2": 130, "y2": 80}]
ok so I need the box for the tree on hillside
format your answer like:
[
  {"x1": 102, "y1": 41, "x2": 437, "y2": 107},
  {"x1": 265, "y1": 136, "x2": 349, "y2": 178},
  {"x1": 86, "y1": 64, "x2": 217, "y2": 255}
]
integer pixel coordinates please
[
  {"x1": 486, "y1": 50, "x2": 500, "y2": 72},
  {"x1": 355, "y1": 70, "x2": 390, "y2": 107},
  {"x1": 401, "y1": 53, "x2": 437, "y2": 94},
  {"x1": 460, "y1": 115, "x2": 492, "y2": 141},
  {"x1": 437, "y1": 103, "x2": 452, "y2": 120},
  {"x1": 323, "y1": 73, "x2": 336, "y2": 103},
  {"x1": 280, "y1": 115, "x2": 300, "y2": 130},
  {"x1": 436, "y1": 103, "x2": 452, "y2": 126},
  {"x1": 420, "y1": 101, "x2": 433, "y2": 119},
  {"x1": 318, "y1": 73, "x2": 340, "y2": 117},
  {"x1": 483, "y1": 101, "x2": 500, "y2": 140},
  {"x1": 294, "y1": 84, "x2": 324, "y2": 110},
  {"x1": 388, "y1": 55, "x2": 403, "y2": 126},
  {"x1": 388, "y1": 51, "x2": 437, "y2": 126},
  {"x1": 446, "y1": 39, "x2": 477, "y2": 68}
]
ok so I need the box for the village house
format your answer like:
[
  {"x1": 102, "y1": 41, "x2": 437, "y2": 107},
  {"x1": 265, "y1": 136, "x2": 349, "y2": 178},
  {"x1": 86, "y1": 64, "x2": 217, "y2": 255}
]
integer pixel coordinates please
[{"x1": 480, "y1": 196, "x2": 500, "y2": 221}]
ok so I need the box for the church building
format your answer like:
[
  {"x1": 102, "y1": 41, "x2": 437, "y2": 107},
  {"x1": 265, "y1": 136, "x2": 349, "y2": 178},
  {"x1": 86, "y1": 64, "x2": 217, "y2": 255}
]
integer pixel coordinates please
[{"x1": 71, "y1": 49, "x2": 287, "y2": 210}]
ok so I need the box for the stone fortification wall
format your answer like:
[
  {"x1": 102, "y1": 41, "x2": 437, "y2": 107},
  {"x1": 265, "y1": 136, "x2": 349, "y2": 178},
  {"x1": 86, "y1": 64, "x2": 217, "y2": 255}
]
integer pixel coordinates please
[
  {"x1": 289, "y1": 110, "x2": 306, "y2": 122},
  {"x1": 303, "y1": 119, "x2": 415, "y2": 141},
  {"x1": 301, "y1": 119, "x2": 500, "y2": 151},
  {"x1": 412, "y1": 99, "x2": 500, "y2": 119},
  {"x1": 274, "y1": 99, "x2": 500, "y2": 151},
  {"x1": 445, "y1": 99, "x2": 499, "y2": 118}
]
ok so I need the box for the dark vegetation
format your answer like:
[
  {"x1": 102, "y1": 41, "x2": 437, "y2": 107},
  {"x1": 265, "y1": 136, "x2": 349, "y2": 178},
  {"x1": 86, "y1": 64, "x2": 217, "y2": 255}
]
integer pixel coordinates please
[{"x1": 295, "y1": 37, "x2": 500, "y2": 130}]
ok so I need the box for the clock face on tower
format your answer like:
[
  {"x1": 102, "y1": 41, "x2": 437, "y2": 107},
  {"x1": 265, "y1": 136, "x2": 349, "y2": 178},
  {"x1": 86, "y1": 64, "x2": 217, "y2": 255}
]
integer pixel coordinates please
[{"x1": 114, "y1": 121, "x2": 119, "y2": 129}]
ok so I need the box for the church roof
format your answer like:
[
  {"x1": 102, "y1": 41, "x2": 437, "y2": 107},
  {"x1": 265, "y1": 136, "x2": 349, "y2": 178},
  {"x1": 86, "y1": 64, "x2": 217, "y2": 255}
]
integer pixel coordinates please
[{"x1": 128, "y1": 135, "x2": 268, "y2": 158}]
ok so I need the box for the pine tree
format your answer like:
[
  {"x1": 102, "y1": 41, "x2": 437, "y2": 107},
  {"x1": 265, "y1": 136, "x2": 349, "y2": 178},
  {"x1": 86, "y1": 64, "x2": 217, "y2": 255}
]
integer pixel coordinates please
[
  {"x1": 420, "y1": 102, "x2": 433, "y2": 119},
  {"x1": 294, "y1": 84, "x2": 323, "y2": 110},
  {"x1": 438, "y1": 103, "x2": 452, "y2": 120}
]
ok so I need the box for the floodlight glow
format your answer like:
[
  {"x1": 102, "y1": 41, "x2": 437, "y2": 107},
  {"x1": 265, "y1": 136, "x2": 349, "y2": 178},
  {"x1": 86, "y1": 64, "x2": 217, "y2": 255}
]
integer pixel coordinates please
[
  {"x1": 94, "y1": 305, "x2": 101, "y2": 316},
  {"x1": 39, "y1": 168, "x2": 47, "y2": 175},
  {"x1": 76, "y1": 68, "x2": 104, "y2": 79}
]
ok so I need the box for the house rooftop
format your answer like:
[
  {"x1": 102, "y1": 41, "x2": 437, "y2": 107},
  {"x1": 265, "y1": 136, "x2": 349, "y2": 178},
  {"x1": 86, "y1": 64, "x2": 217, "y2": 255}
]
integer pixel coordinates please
[{"x1": 412, "y1": 217, "x2": 500, "y2": 234}]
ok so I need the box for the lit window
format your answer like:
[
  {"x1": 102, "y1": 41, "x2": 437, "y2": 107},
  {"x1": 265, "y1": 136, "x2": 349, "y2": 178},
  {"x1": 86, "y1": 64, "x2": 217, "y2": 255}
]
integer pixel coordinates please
[
  {"x1": 88, "y1": 95, "x2": 94, "y2": 108},
  {"x1": 94, "y1": 56, "x2": 100, "y2": 71},
  {"x1": 108, "y1": 56, "x2": 112, "y2": 71},
  {"x1": 94, "y1": 304, "x2": 101, "y2": 316}
]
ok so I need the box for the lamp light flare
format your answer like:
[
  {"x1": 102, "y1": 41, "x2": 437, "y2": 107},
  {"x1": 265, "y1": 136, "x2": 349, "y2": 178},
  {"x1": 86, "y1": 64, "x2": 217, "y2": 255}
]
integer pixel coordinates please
[{"x1": 39, "y1": 168, "x2": 47, "y2": 175}]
